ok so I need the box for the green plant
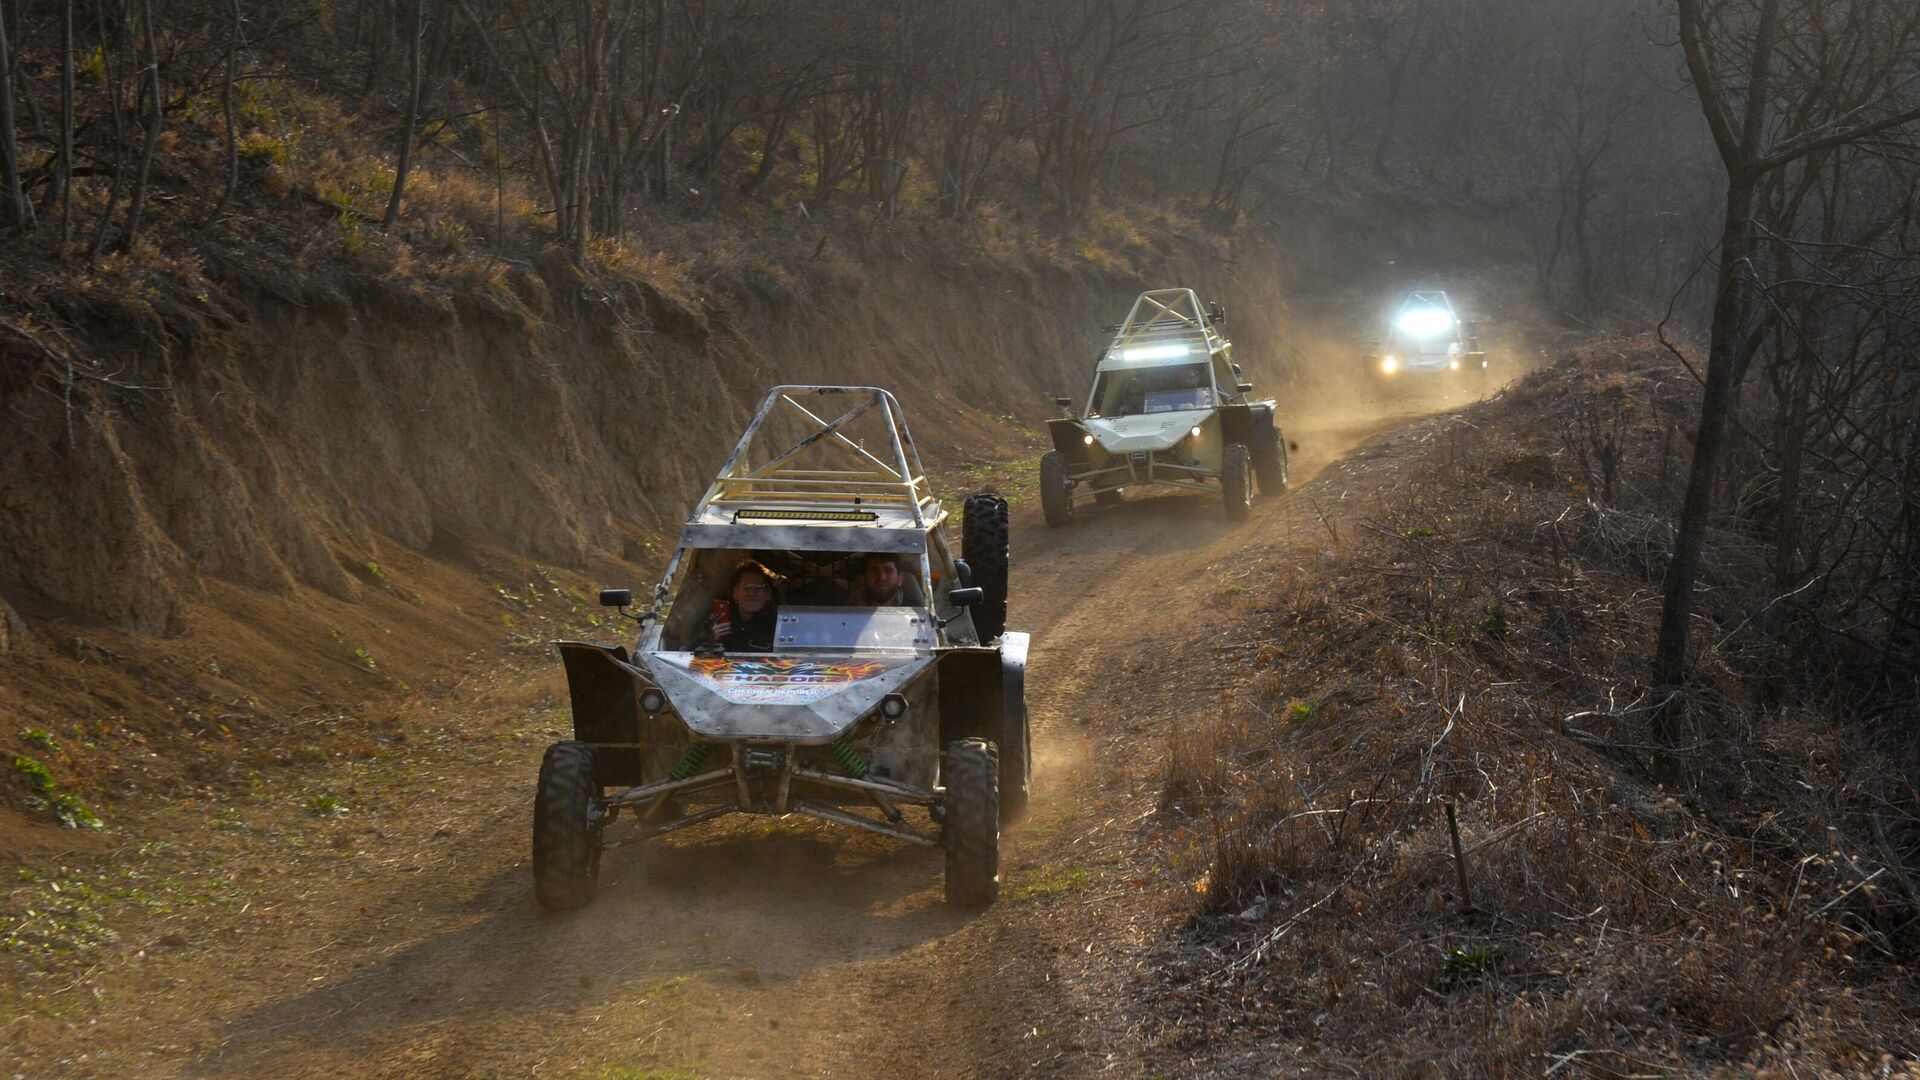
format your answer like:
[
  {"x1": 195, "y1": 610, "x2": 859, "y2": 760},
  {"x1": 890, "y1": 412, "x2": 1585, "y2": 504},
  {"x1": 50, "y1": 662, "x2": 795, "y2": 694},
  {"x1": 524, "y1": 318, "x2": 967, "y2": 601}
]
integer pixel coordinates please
[
  {"x1": 1404, "y1": 525, "x2": 1439, "y2": 540},
  {"x1": 353, "y1": 646, "x2": 377, "y2": 670},
  {"x1": 13, "y1": 755, "x2": 54, "y2": 793},
  {"x1": 304, "y1": 794, "x2": 348, "y2": 817},
  {"x1": 20, "y1": 728, "x2": 56, "y2": 750},
  {"x1": 239, "y1": 130, "x2": 289, "y2": 165},
  {"x1": 1476, "y1": 605, "x2": 1510, "y2": 640},
  {"x1": 1441, "y1": 944, "x2": 1493, "y2": 978},
  {"x1": 1286, "y1": 699, "x2": 1314, "y2": 723},
  {"x1": 51, "y1": 794, "x2": 103, "y2": 830}
]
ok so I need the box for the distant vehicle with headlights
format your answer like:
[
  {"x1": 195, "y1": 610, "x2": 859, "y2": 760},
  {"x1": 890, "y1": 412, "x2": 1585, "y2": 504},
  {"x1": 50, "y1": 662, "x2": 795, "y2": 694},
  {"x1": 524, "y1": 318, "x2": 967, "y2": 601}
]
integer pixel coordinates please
[
  {"x1": 1363, "y1": 291, "x2": 1487, "y2": 388},
  {"x1": 1039, "y1": 289, "x2": 1287, "y2": 526},
  {"x1": 537, "y1": 386, "x2": 1030, "y2": 912}
]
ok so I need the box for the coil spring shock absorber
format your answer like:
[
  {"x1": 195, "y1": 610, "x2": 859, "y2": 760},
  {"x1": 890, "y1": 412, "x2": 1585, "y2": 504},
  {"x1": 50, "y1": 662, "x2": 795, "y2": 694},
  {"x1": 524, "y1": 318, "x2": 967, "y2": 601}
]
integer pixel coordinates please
[
  {"x1": 667, "y1": 743, "x2": 712, "y2": 780},
  {"x1": 827, "y1": 737, "x2": 871, "y2": 779}
]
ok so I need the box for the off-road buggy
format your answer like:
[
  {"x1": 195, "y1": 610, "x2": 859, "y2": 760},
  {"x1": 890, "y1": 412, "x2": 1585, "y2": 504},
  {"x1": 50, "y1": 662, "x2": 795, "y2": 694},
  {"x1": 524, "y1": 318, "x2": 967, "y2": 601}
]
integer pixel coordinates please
[
  {"x1": 1040, "y1": 289, "x2": 1287, "y2": 526},
  {"x1": 534, "y1": 386, "x2": 1029, "y2": 911},
  {"x1": 1361, "y1": 290, "x2": 1488, "y2": 389}
]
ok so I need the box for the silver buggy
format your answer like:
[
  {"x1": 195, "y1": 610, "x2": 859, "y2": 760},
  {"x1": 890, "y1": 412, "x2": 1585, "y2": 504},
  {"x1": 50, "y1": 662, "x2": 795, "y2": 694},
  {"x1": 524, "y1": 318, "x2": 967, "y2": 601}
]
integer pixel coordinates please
[
  {"x1": 535, "y1": 386, "x2": 1029, "y2": 910},
  {"x1": 1040, "y1": 289, "x2": 1288, "y2": 525}
]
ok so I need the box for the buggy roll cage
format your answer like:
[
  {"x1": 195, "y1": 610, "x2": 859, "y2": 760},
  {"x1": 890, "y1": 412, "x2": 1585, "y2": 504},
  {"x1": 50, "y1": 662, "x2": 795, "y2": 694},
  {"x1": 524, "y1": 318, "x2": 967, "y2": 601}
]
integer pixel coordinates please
[
  {"x1": 1102, "y1": 288, "x2": 1229, "y2": 359},
  {"x1": 637, "y1": 386, "x2": 952, "y2": 647}
]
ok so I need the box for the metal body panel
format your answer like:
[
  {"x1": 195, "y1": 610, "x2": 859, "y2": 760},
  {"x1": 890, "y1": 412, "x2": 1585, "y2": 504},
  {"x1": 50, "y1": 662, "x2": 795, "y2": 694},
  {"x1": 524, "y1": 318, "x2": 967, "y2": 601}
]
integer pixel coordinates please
[
  {"x1": 647, "y1": 650, "x2": 936, "y2": 742},
  {"x1": 1084, "y1": 409, "x2": 1214, "y2": 452},
  {"x1": 772, "y1": 605, "x2": 935, "y2": 651}
]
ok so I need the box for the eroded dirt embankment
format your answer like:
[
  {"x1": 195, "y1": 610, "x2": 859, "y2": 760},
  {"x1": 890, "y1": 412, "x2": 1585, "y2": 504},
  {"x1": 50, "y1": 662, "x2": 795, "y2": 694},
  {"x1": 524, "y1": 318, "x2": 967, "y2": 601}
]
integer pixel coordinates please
[{"x1": 3, "y1": 224, "x2": 1342, "y2": 827}]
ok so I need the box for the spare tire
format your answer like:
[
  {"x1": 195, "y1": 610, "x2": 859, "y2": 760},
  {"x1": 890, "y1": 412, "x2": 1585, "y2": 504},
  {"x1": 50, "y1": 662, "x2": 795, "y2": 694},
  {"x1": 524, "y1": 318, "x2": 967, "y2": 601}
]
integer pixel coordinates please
[{"x1": 963, "y1": 493, "x2": 1010, "y2": 643}]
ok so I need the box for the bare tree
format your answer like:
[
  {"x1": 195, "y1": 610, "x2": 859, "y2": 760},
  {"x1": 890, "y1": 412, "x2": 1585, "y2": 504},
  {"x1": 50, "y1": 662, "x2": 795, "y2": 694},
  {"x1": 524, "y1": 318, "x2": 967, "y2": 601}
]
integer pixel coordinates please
[
  {"x1": 383, "y1": 0, "x2": 426, "y2": 227},
  {"x1": 1656, "y1": 0, "x2": 1920, "y2": 692}
]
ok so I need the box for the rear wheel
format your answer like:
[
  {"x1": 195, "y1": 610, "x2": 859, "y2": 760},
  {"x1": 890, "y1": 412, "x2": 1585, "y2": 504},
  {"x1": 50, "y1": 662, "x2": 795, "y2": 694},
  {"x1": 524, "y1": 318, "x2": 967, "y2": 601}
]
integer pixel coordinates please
[
  {"x1": 1221, "y1": 444, "x2": 1253, "y2": 521},
  {"x1": 962, "y1": 493, "x2": 1010, "y2": 642},
  {"x1": 533, "y1": 742, "x2": 603, "y2": 911},
  {"x1": 1039, "y1": 452, "x2": 1074, "y2": 528},
  {"x1": 943, "y1": 739, "x2": 1000, "y2": 908}
]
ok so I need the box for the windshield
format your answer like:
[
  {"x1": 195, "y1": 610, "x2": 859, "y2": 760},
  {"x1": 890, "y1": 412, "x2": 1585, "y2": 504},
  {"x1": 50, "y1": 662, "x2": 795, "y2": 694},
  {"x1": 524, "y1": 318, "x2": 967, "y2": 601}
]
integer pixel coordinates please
[{"x1": 1089, "y1": 363, "x2": 1218, "y2": 417}]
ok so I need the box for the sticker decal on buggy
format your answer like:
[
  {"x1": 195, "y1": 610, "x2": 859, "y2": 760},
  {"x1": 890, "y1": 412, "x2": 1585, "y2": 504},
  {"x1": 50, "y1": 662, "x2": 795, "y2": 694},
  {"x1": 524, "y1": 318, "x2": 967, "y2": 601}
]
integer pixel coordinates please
[{"x1": 685, "y1": 656, "x2": 889, "y2": 703}]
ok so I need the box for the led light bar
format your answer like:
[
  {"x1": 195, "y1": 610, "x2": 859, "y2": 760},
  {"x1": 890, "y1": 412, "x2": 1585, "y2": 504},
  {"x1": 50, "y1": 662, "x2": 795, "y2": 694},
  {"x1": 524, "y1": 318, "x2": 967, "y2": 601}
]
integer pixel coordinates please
[
  {"x1": 732, "y1": 509, "x2": 880, "y2": 523},
  {"x1": 1119, "y1": 344, "x2": 1192, "y2": 361}
]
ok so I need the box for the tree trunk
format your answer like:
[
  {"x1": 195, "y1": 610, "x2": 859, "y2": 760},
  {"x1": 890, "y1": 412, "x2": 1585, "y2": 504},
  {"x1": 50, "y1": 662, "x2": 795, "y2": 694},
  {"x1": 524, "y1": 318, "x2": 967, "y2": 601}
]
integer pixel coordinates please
[
  {"x1": 0, "y1": 0, "x2": 29, "y2": 230},
  {"x1": 383, "y1": 0, "x2": 426, "y2": 228},
  {"x1": 119, "y1": 0, "x2": 165, "y2": 251},
  {"x1": 207, "y1": 0, "x2": 240, "y2": 224},
  {"x1": 1654, "y1": 171, "x2": 1758, "y2": 691},
  {"x1": 57, "y1": 0, "x2": 74, "y2": 241}
]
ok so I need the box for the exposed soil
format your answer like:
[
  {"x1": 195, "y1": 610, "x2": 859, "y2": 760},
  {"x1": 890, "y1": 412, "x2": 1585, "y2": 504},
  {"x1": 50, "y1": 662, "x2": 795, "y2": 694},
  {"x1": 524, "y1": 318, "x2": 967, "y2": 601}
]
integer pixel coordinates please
[{"x1": 0, "y1": 385, "x2": 1463, "y2": 1077}]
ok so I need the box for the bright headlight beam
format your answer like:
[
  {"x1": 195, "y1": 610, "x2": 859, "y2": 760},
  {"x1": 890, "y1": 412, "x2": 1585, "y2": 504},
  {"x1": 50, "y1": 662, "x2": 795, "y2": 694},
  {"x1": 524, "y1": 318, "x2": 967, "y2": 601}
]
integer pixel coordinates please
[
  {"x1": 1083, "y1": 434, "x2": 1095, "y2": 445},
  {"x1": 1120, "y1": 344, "x2": 1192, "y2": 361},
  {"x1": 1190, "y1": 426, "x2": 1202, "y2": 438},
  {"x1": 1381, "y1": 355, "x2": 1400, "y2": 374},
  {"x1": 1394, "y1": 307, "x2": 1454, "y2": 337}
]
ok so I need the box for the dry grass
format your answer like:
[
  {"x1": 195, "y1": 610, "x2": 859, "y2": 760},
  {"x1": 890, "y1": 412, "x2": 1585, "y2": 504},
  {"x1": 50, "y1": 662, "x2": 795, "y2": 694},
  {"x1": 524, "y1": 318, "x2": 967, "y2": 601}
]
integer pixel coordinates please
[{"x1": 1149, "y1": 342, "x2": 1920, "y2": 1077}]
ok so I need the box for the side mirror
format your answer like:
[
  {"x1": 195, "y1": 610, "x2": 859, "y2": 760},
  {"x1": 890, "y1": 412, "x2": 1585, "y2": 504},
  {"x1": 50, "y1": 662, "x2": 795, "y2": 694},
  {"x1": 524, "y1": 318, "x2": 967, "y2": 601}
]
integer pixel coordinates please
[
  {"x1": 952, "y1": 558, "x2": 975, "y2": 588},
  {"x1": 599, "y1": 588, "x2": 633, "y2": 608},
  {"x1": 948, "y1": 587, "x2": 984, "y2": 607},
  {"x1": 1236, "y1": 382, "x2": 1255, "y2": 394}
]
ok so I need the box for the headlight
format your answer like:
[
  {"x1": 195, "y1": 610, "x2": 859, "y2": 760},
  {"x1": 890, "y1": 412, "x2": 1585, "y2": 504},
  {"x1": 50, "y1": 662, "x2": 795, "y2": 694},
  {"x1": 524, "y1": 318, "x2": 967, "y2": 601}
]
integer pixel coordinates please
[
  {"x1": 1381, "y1": 355, "x2": 1400, "y2": 374},
  {"x1": 880, "y1": 694, "x2": 907, "y2": 719},
  {"x1": 1394, "y1": 308, "x2": 1454, "y2": 337},
  {"x1": 1190, "y1": 425, "x2": 1203, "y2": 438},
  {"x1": 640, "y1": 688, "x2": 666, "y2": 714},
  {"x1": 1082, "y1": 434, "x2": 1095, "y2": 446},
  {"x1": 1449, "y1": 358, "x2": 1461, "y2": 371}
]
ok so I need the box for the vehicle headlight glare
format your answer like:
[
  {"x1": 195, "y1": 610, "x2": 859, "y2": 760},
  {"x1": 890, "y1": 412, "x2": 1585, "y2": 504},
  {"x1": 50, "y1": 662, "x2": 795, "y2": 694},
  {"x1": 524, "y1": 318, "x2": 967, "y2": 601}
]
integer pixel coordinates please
[
  {"x1": 1082, "y1": 434, "x2": 1095, "y2": 446},
  {"x1": 1190, "y1": 426, "x2": 1203, "y2": 438},
  {"x1": 640, "y1": 688, "x2": 666, "y2": 714},
  {"x1": 1381, "y1": 355, "x2": 1400, "y2": 374},
  {"x1": 1449, "y1": 358, "x2": 1461, "y2": 370},
  {"x1": 1394, "y1": 308, "x2": 1454, "y2": 337}
]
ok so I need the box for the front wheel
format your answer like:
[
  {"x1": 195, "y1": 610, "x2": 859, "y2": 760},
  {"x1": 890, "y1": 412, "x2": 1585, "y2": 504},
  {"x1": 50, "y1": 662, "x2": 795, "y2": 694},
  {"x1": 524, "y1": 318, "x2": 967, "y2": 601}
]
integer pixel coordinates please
[
  {"x1": 1039, "y1": 452, "x2": 1074, "y2": 528},
  {"x1": 1221, "y1": 444, "x2": 1253, "y2": 521},
  {"x1": 533, "y1": 742, "x2": 603, "y2": 911},
  {"x1": 943, "y1": 739, "x2": 1000, "y2": 908}
]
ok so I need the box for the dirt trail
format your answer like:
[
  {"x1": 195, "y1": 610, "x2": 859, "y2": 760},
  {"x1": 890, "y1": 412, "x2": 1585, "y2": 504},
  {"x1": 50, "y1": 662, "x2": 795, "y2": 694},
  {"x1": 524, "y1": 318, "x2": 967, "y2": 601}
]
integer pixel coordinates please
[{"x1": 4, "y1": 405, "x2": 1434, "y2": 1079}]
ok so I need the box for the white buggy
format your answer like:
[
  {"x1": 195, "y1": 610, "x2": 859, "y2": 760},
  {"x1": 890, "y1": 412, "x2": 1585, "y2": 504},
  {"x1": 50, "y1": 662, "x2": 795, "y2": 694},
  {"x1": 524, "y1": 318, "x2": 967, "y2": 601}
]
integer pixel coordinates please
[{"x1": 1040, "y1": 289, "x2": 1288, "y2": 526}]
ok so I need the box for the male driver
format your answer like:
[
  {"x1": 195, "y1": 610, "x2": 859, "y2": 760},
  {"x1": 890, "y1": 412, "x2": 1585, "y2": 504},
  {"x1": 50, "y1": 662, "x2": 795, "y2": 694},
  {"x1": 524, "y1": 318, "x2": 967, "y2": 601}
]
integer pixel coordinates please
[
  {"x1": 850, "y1": 554, "x2": 923, "y2": 606},
  {"x1": 1179, "y1": 364, "x2": 1216, "y2": 407}
]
